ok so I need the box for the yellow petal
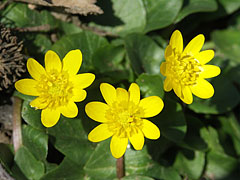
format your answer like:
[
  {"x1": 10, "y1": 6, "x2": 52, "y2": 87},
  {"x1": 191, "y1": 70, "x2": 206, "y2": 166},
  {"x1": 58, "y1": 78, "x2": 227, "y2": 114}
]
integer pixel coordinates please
[
  {"x1": 41, "y1": 108, "x2": 60, "y2": 127},
  {"x1": 129, "y1": 129, "x2": 144, "y2": 150},
  {"x1": 116, "y1": 88, "x2": 129, "y2": 102},
  {"x1": 63, "y1": 49, "x2": 82, "y2": 76},
  {"x1": 169, "y1": 30, "x2": 183, "y2": 53},
  {"x1": 60, "y1": 101, "x2": 78, "y2": 118},
  {"x1": 100, "y1": 83, "x2": 117, "y2": 106},
  {"x1": 110, "y1": 135, "x2": 128, "y2": 159},
  {"x1": 183, "y1": 34, "x2": 205, "y2": 55},
  {"x1": 164, "y1": 77, "x2": 173, "y2": 92},
  {"x1": 72, "y1": 73, "x2": 95, "y2": 89},
  {"x1": 191, "y1": 79, "x2": 214, "y2": 99},
  {"x1": 85, "y1": 102, "x2": 109, "y2": 122},
  {"x1": 164, "y1": 45, "x2": 173, "y2": 60},
  {"x1": 15, "y1": 79, "x2": 39, "y2": 96},
  {"x1": 45, "y1": 50, "x2": 62, "y2": 73},
  {"x1": 139, "y1": 96, "x2": 164, "y2": 118},
  {"x1": 181, "y1": 86, "x2": 193, "y2": 104},
  {"x1": 128, "y1": 83, "x2": 140, "y2": 105},
  {"x1": 142, "y1": 119, "x2": 160, "y2": 139},
  {"x1": 72, "y1": 89, "x2": 86, "y2": 102},
  {"x1": 195, "y1": 50, "x2": 214, "y2": 65},
  {"x1": 160, "y1": 62, "x2": 167, "y2": 76},
  {"x1": 200, "y1": 65, "x2": 221, "y2": 78},
  {"x1": 30, "y1": 97, "x2": 48, "y2": 109},
  {"x1": 27, "y1": 58, "x2": 46, "y2": 81},
  {"x1": 88, "y1": 124, "x2": 113, "y2": 142},
  {"x1": 172, "y1": 82, "x2": 182, "y2": 98}
]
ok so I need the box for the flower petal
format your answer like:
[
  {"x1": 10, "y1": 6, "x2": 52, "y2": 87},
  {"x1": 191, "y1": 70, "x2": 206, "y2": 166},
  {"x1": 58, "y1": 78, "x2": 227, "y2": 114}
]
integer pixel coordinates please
[
  {"x1": 41, "y1": 108, "x2": 60, "y2": 127},
  {"x1": 128, "y1": 83, "x2": 140, "y2": 105},
  {"x1": 169, "y1": 30, "x2": 183, "y2": 53},
  {"x1": 172, "y1": 82, "x2": 182, "y2": 98},
  {"x1": 100, "y1": 83, "x2": 117, "y2": 106},
  {"x1": 85, "y1": 102, "x2": 109, "y2": 122},
  {"x1": 45, "y1": 50, "x2": 62, "y2": 73},
  {"x1": 200, "y1": 65, "x2": 221, "y2": 78},
  {"x1": 183, "y1": 34, "x2": 205, "y2": 55},
  {"x1": 164, "y1": 45, "x2": 173, "y2": 60},
  {"x1": 139, "y1": 96, "x2": 164, "y2": 118},
  {"x1": 72, "y1": 73, "x2": 95, "y2": 89},
  {"x1": 129, "y1": 129, "x2": 144, "y2": 150},
  {"x1": 191, "y1": 79, "x2": 214, "y2": 99},
  {"x1": 195, "y1": 50, "x2": 214, "y2": 65},
  {"x1": 72, "y1": 89, "x2": 86, "y2": 102},
  {"x1": 15, "y1": 79, "x2": 39, "y2": 96},
  {"x1": 30, "y1": 97, "x2": 48, "y2": 109},
  {"x1": 63, "y1": 49, "x2": 82, "y2": 76},
  {"x1": 181, "y1": 86, "x2": 193, "y2": 104},
  {"x1": 142, "y1": 119, "x2": 160, "y2": 139},
  {"x1": 163, "y1": 77, "x2": 173, "y2": 92},
  {"x1": 116, "y1": 88, "x2": 129, "y2": 102},
  {"x1": 27, "y1": 58, "x2": 46, "y2": 81},
  {"x1": 110, "y1": 135, "x2": 128, "y2": 159},
  {"x1": 60, "y1": 101, "x2": 78, "y2": 118},
  {"x1": 88, "y1": 124, "x2": 113, "y2": 142},
  {"x1": 160, "y1": 62, "x2": 167, "y2": 76}
]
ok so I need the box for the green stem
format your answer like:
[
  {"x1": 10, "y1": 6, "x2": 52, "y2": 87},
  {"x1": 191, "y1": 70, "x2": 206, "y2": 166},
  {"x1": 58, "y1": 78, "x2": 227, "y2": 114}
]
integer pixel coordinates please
[{"x1": 116, "y1": 155, "x2": 125, "y2": 179}]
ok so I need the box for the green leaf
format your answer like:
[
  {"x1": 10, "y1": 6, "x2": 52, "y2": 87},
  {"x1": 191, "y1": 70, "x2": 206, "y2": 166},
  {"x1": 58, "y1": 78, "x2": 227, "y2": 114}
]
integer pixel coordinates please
[
  {"x1": 175, "y1": 0, "x2": 218, "y2": 23},
  {"x1": 205, "y1": 151, "x2": 239, "y2": 179},
  {"x1": 13, "y1": 91, "x2": 36, "y2": 101},
  {"x1": 125, "y1": 33, "x2": 164, "y2": 75},
  {"x1": 156, "y1": 99, "x2": 186, "y2": 143},
  {"x1": 21, "y1": 100, "x2": 45, "y2": 130},
  {"x1": 84, "y1": 140, "x2": 116, "y2": 180},
  {"x1": 14, "y1": 146, "x2": 45, "y2": 180},
  {"x1": 212, "y1": 29, "x2": 240, "y2": 63},
  {"x1": 33, "y1": 34, "x2": 52, "y2": 54},
  {"x1": 22, "y1": 125, "x2": 48, "y2": 161},
  {"x1": 136, "y1": 73, "x2": 164, "y2": 98},
  {"x1": 143, "y1": 0, "x2": 183, "y2": 32},
  {"x1": 59, "y1": 21, "x2": 82, "y2": 35},
  {"x1": 219, "y1": 0, "x2": 240, "y2": 14},
  {"x1": 121, "y1": 175, "x2": 154, "y2": 180},
  {"x1": 173, "y1": 149, "x2": 205, "y2": 179},
  {"x1": 41, "y1": 157, "x2": 84, "y2": 180},
  {"x1": 111, "y1": 0, "x2": 146, "y2": 36},
  {"x1": 51, "y1": 31, "x2": 108, "y2": 71},
  {"x1": 189, "y1": 76, "x2": 240, "y2": 114},
  {"x1": 47, "y1": 116, "x2": 94, "y2": 166},
  {"x1": 0, "y1": 143, "x2": 14, "y2": 172},
  {"x1": 2, "y1": 3, "x2": 58, "y2": 28}
]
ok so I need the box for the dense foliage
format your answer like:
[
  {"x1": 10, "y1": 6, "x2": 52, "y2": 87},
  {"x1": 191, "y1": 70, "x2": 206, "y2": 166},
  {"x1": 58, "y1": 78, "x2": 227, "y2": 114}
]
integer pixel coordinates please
[{"x1": 1, "y1": 0, "x2": 240, "y2": 179}]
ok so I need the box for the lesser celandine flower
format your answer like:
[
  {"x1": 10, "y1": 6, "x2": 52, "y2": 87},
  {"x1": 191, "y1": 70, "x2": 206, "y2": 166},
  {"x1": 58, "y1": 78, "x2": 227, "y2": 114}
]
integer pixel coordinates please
[
  {"x1": 85, "y1": 83, "x2": 163, "y2": 158},
  {"x1": 160, "y1": 30, "x2": 221, "y2": 104},
  {"x1": 15, "y1": 50, "x2": 95, "y2": 127}
]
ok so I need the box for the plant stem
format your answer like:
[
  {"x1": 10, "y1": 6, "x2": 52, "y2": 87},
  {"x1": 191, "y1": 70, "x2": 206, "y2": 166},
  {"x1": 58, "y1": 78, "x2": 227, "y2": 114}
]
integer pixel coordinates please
[
  {"x1": 12, "y1": 96, "x2": 22, "y2": 153},
  {"x1": 116, "y1": 155, "x2": 125, "y2": 179}
]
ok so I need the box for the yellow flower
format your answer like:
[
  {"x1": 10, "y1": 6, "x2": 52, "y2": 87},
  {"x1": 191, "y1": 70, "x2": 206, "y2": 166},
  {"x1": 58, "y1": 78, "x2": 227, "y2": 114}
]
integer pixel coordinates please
[
  {"x1": 160, "y1": 30, "x2": 221, "y2": 104},
  {"x1": 85, "y1": 83, "x2": 163, "y2": 158},
  {"x1": 15, "y1": 50, "x2": 95, "y2": 127}
]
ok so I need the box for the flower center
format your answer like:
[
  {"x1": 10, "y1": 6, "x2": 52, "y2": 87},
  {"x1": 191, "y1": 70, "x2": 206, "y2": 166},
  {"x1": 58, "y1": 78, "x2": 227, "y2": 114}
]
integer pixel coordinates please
[
  {"x1": 168, "y1": 50, "x2": 202, "y2": 86},
  {"x1": 106, "y1": 101, "x2": 142, "y2": 138},
  {"x1": 37, "y1": 70, "x2": 73, "y2": 109}
]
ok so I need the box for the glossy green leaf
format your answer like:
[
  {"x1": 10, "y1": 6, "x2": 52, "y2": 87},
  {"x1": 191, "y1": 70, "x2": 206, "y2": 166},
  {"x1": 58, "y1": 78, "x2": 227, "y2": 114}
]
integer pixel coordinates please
[
  {"x1": 84, "y1": 140, "x2": 116, "y2": 180},
  {"x1": 174, "y1": 149, "x2": 205, "y2": 179},
  {"x1": 189, "y1": 76, "x2": 240, "y2": 114},
  {"x1": 212, "y1": 29, "x2": 240, "y2": 62},
  {"x1": 125, "y1": 33, "x2": 164, "y2": 75},
  {"x1": 175, "y1": 0, "x2": 218, "y2": 22},
  {"x1": 21, "y1": 100, "x2": 45, "y2": 130},
  {"x1": 33, "y1": 34, "x2": 52, "y2": 54},
  {"x1": 0, "y1": 143, "x2": 13, "y2": 172},
  {"x1": 143, "y1": 0, "x2": 183, "y2": 32},
  {"x1": 22, "y1": 125, "x2": 48, "y2": 161},
  {"x1": 156, "y1": 99, "x2": 186, "y2": 143},
  {"x1": 121, "y1": 175, "x2": 154, "y2": 180},
  {"x1": 136, "y1": 73, "x2": 164, "y2": 98},
  {"x1": 219, "y1": 0, "x2": 240, "y2": 14},
  {"x1": 47, "y1": 116, "x2": 94, "y2": 167},
  {"x1": 51, "y1": 31, "x2": 108, "y2": 71},
  {"x1": 14, "y1": 146, "x2": 45, "y2": 180}
]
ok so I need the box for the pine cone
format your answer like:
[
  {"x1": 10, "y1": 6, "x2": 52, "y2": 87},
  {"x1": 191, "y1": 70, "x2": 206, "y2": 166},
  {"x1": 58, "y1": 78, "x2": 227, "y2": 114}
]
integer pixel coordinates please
[{"x1": 0, "y1": 25, "x2": 25, "y2": 91}]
